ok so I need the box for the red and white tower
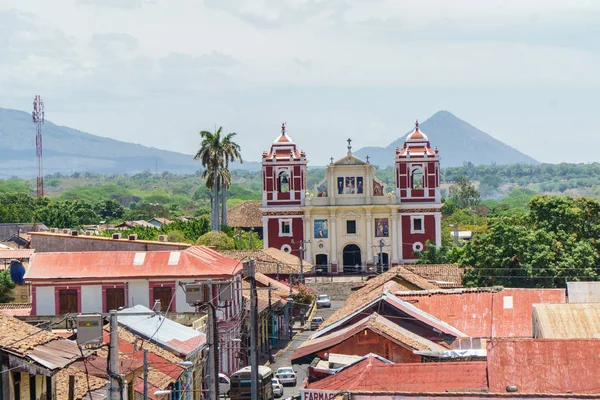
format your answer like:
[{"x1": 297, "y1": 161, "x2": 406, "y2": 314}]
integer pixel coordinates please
[
  {"x1": 261, "y1": 123, "x2": 307, "y2": 256},
  {"x1": 395, "y1": 120, "x2": 442, "y2": 261}
]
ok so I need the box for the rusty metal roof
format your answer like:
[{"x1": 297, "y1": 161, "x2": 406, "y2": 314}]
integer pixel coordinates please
[
  {"x1": 25, "y1": 245, "x2": 242, "y2": 281},
  {"x1": 533, "y1": 303, "x2": 600, "y2": 338},
  {"x1": 488, "y1": 338, "x2": 600, "y2": 395},
  {"x1": 291, "y1": 313, "x2": 446, "y2": 361},
  {"x1": 27, "y1": 339, "x2": 87, "y2": 370},
  {"x1": 396, "y1": 287, "x2": 566, "y2": 338},
  {"x1": 306, "y1": 356, "x2": 487, "y2": 392}
]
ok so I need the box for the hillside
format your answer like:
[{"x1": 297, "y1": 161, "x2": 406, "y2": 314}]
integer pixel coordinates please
[
  {"x1": 0, "y1": 108, "x2": 259, "y2": 177},
  {"x1": 354, "y1": 111, "x2": 538, "y2": 168}
]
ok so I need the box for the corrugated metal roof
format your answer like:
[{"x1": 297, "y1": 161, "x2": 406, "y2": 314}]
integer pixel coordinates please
[
  {"x1": 25, "y1": 246, "x2": 241, "y2": 281},
  {"x1": 291, "y1": 313, "x2": 447, "y2": 361},
  {"x1": 567, "y1": 281, "x2": 600, "y2": 303},
  {"x1": 397, "y1": 288, "x2": 566, "y2": 338},
  {"x1": 0, "y1": 249, "x2": 34, "y2": 259},
  {"x1": 27, "y1": 339, "x2": 87, "y2": 370},
  {"x1": 487, "y1": 338, "x2": 600, "y2": 394},
  {"x1": 306, "y1": 357, "x2": 487, "y2": 392},
  {"x1": 118, "y1": 305, "x2": 206, "y2": 357},
  {"x1": 533, "y1": 303, "x2": 600, "y2": 338},
  {"x1": 0, "y1": 313, "x2": 57, "y2": 353}
]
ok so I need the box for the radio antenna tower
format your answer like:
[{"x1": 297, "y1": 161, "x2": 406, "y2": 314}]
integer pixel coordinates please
[{"x1": 32, "y1": 95, "x2": 45, "y2": 197}]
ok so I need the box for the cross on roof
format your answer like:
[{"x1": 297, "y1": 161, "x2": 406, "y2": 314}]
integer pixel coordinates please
[
  {"x1": 366, "y1": 155, "x2": 370, "y2": 163},
  {"x1": 330, "y1": 157, "x2": 334, "y2": 164},
  {"x1": 415, "y1": 119, "x2": 419, "y2": 130},
  {"x1": 281, "y1": 122, "x2": 286, "y2": 134},
  {"x1": 347, "y1": 138, "x2": 352, "y2": 151}
]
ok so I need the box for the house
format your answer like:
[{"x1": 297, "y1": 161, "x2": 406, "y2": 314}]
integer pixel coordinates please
[
  {"x1": 148, "y1": 218, "x2": 173, "y2": 228},
  {"x1": 226, "y1": 201, "x2": 263, "y2": 237},
  {"x1": 0, "y1": 314, "x2": 92, "y2": 400},
  {"x1": 0, "y1": 223, "x2": 48, "y2": 241},
  {"x1": 401, "y1": 263, "x2": 463, "y2": 288},
  {"x1": 261, "y1": 121, "x2": 443, "y2": 270},
  {"x1": 220, "y1": 248, "x2": 311, "y2": 278},
  {"x1": 307, "y1": 353, "x2": 394, "y2": 383},
  {"x1": 25, "y1": 246, "x2": 245, "y2": 375},
  {"x1": 291, "y1": 313, "x2": 447, "y2": 364},
  {"x1": 396, "y1": 287, "x2": 566, "y2": 338},
  {"x1": 533, "y1": 303, "x2": 600, "y2": 338},
  {"x1": 29, "y1": 231, "x2": 190, "y2": 253}
]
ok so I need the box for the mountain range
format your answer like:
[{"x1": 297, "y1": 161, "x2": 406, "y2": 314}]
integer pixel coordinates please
[
  {"x1": 0, "y1": 107, "x2": 536, "y2": 177},
  {"x1": 354, "y1": 110, "x2": 537, "y2": 168}
]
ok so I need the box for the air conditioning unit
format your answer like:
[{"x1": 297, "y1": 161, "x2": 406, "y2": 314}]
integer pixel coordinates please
[
  {"x1": 85, "y1": 231, "x2": 92, "y2": 236},
  {"x1": 62, "y1": 229, "x2": 70, "y2": 234},
  {"x1": 112, "y1": 233, "x2": 122, "y2": 240},
  {"x1": 219, "y1": 282, "x2": 233, "y2": 302},
  {"x1": 158, "y1": 235, "x2": 168, "y2": 242},
  {"x1": 71, "y1": 231, "x2": 78, "y2": 236},
  {"x1": 128, "y1": 234, "x2": 138, "y2": 241},
  {"x1": 50, "y1": 228, "x2": 57, "y2": 233}
]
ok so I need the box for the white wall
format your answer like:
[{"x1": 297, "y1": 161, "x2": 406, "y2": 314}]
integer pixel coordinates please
[
  {"x1": 176, "y1": 281, "x2": 195, "y2": 312},
  {"x1": 35, "y1": 286, "x2": 55, "y2": 315},
  {"x1": 81, "y1": 285, "x2": 102, "y2": 313},
  {"x1": 128, "y1": 280, "x2": 149, "y2": 307}
]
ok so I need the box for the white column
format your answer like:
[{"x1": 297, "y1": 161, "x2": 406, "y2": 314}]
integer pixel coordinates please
[
  {"x1": 330, "y1": 213, "x2": 337, "y2": 265},
  {"x1": 329, "y1": 167, "x2": 336, "y2": 206},
  {"x1": 304, "y1": 212, "x2": 312, "y2": 261},
  {"x1": 391, "y1": 211, "x2": 400, "y2": 263},
  {"x1": 365, "y1": 210, "x2": 373, "y2": 263},
  {"x1": 262, "y1": 217, "x2": 269, "y2": 248},
  {"x1": 434, "y1": 212, "x2": 442, "y2": 248}
]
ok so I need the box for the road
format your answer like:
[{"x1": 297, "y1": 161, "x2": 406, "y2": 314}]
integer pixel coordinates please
[{"x1": 270, "y1": 300, "x2": 344, "y2": 399}]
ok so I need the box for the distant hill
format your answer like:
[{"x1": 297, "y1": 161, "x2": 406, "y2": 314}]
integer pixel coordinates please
[
  {"x1": 354, "y1": 111, "x2": 538, "y2": 168},
  {"x1": 0, "y1": 108, "x2": 259, "y2": 177}
]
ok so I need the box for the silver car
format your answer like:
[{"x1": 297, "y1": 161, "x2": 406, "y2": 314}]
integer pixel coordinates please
[
  {"x1": 272, "y1": 378, "x2": 284, "y2": 397},
  {"x1": 316, "y1": 294, "x2": 331, "y2": 308},
  {"x1": 276, "y1": 366, "x2": 297, "y2": 386}
]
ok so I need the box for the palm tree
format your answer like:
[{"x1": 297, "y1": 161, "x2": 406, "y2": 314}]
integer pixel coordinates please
[
  {"x1": 220, "y1": 132, "x2": 242, "y2": 226},
  {"x1": 193, "y1": 127, "x2": 241, "y2": 231}
]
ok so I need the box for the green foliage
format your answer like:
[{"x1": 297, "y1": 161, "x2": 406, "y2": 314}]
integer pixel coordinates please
[
  {"x1": 196, "y1": 230, "x2": 235, "y2": 250},
  {"x1": 35, "y1": 200, "x2": 99, "y2": 228},
  {"x1": 292, "y1": 284, "x2": 316, "y2": 310},
  {"x1": 101, "y1": 219, "x2": 210, "y2": 242},
  {"x1": 167, "y1": 230, "x2": 186, "y2": 243},
  {"x1": 0, "y1": 270, "x2": 16, "y2": 303},
  {"x1": 416, "y1": 240, "x2": 463, "y2": 264},
  {"x1": 94, "y1": 199, "x2": 125, "y2": 220},
  {"x1": 448, "y1": 176, "x2": 480, "y2": 209}
]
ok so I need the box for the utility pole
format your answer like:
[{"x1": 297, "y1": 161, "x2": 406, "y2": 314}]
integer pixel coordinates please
[
  {"x1": 143, "y1": 350, "x2": 148, "y2": 400},
  {"x1": 378, "y1": 239, "x2": 384, "y2": 274},
  {"x1": 207, "y1": 295, "x2": 218, "y2": 400},
  {"x1": 109, "y1": 310, "x2": 120, "y2": 400},
  {"x1": 249, "y1": 258, "x2": 259, "y2": 400},
  {"x1": 293, "y1": 240, "x2": 311, "y2": 284},
  {"x1": 267, "y1": 283, "x2": 272, "y2": 363},
  {"x1": 249, "y1": 228, "x2": 254, "y2": 249}
]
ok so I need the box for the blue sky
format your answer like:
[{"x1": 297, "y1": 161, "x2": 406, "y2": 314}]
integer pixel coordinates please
[{"x1": 1, "y1": 0, "x2": 599, "y2": 165}]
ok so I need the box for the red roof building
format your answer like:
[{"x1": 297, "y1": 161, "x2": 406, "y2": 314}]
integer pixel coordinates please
[
  {"x1": 304, "y1": 356, "x2": 487, "y2": 393},
  {"x1": 396, "y1": 287, "x2": 566, "y2": 338}
]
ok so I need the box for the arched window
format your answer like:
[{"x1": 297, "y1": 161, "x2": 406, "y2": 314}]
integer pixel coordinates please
[
  {"x1": 411, "y1": 168, "x2": 424, "y2": 190},
  {"x1": 278, "y1": 171, "x2": 290, "y2": 193}
]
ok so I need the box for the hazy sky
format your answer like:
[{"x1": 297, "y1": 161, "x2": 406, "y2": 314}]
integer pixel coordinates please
[{"x1": 1, "y1": 0, "x2": 600, "y2": 165}]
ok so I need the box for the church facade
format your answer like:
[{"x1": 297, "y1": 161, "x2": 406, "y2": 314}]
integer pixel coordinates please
[{"x1": 261, "y1": 121, "x2": 442, "y2": 273}]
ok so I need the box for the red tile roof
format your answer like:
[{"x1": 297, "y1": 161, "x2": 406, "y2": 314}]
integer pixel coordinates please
[
  {"x1": 291, "y1": 313, "x2": 446, "y2": 362},
  {"x1": 396, "y1": 287, "x2": 566, "y2": 338},
  {"x1": 25, "y1": 246, "x2": 242, "y2": 281},
  {"x1": 0, "y1": 303, "x2": 32, "y2": 317},
  {"x1": 0, "y1": 249, "x2": 34, "y2": 259},
  {"x1": 306, "y1": 356, "x2": 487, "y2": 392},
  {"x1": 487, "y1": 338, "x2": 600, "y2": 394}
]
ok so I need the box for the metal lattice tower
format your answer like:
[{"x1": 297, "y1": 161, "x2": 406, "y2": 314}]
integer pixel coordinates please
[{"x1": 32, "y1": 95, "x2": 45, "y2": 197}]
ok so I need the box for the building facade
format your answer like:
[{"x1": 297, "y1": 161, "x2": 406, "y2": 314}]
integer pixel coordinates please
[{"x1": 262, "y1": 121, "x2": 442, "y2": 272}]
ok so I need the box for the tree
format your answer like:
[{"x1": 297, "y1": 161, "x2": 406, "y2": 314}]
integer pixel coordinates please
[
  {"x1": 220, "y1": 132, "x2": 242, "y2": 226},
  {"x1": 194, "y1": 128, "x2": 226, "y2": 231},
  {"x1": 167, "y1": 230, "x2": 186, "y2": 243},
  {"x1": 94, "y1": 199, "x2": 125, "y2": 220},
  {"x1": 448, "y1": 176, "x2": 480, "y2": 209},
  {"x1": 35, "y1": 200, "x2": 99, "y2": 228},
  {"x1": 196, "y1": 230, "x2": 235, "y2": 250},
  {"x1": 0, "y1": 270, "x2": 15, "y2": 303}
]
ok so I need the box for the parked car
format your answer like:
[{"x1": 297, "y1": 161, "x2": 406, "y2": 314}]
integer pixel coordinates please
[
  {"x1": 276, "y1": 366, "x2": 297, "y2": 386},
  {"x1": 316, "y1": 294, "x2": 331, "y2": 308},
  {"x1": 272, "y1": 378, "x2": 284, "y2": 397},
  {"x1": 218, "y1": 373, "x2": 230, "y2": 397},
  {"x1": 310, "y1": 317, "x2": 324, "y2": 330}
]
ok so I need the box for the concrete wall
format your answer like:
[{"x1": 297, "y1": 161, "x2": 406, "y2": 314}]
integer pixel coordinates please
[
  {"x1": 29, "y1": 233, "x2": 190, "y2": 253},
  {"x1": 81, "y1": 285, "x2": 101, "y2": 313},
  {"x1": 34, "y1": 286, "x2": 54, "y2": 315},
  {"x1": 176, "y1": 280, "x2": 195, "y2": 312},
  {"x1": 128, "y1": 281, "x2": 149, "y2": 308}
]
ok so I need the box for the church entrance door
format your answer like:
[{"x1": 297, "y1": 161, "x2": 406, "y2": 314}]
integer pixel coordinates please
[{"x1": 342, "y1": 244, "x2": 362, "y2": 274}]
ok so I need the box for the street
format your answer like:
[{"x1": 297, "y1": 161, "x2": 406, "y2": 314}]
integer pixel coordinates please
[{"x1": 269, "y1": 300, "x2": 344, "y2": 399}]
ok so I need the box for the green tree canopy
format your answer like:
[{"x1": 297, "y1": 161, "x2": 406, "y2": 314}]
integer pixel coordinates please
[{"x1": 196, "y1": 230, "x2": 235, "y2": 250}]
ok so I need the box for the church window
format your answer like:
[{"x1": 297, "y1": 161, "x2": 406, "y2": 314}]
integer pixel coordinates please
[
  {"x1": 411, "y1": 216, "x2": 424, "y2": 234},
  {"x1": 411, "y1": 168, "x2": 424, "y2": 190},
  {"x1": 346, "y1": 220, "x2": 357, "y2": 234},
  {"x1": 279, "y1": 219, "x2": 292, "y2": 236},
  {"x1": 278, "y1": 171, "x2": 290, "y2": 193}
]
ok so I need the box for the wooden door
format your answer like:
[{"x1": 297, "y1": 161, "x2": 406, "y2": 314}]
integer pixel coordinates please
[
  {"x1": 58, "y1": 290, "x2": 78, "y2": 314},
  {"x1": 153, "y1": 287, "x2": 172, "y2": 312},
  {"x1": 106, "y1": 288, "x2": 125, "y2": 312}
]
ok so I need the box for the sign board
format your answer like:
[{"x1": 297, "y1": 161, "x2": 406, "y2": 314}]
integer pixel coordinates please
[{"x1": 300, "y1": 390, "x2": 338, "y2": 400}]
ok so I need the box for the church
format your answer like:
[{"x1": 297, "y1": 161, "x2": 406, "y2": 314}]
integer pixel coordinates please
[{"x1": 260, "y1": 121, "x2": 442, "y2": 274}]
